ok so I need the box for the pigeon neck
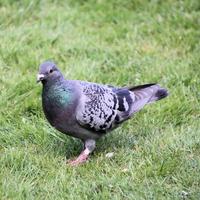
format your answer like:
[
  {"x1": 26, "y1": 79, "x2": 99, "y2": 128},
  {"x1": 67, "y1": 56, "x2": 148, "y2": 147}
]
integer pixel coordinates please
[
  {"x1": 42, "y1": 75, "x2": 64, "y2": 87},
  {"x1": 42, "y1": 77, "x2": 72, "y2": 108}
]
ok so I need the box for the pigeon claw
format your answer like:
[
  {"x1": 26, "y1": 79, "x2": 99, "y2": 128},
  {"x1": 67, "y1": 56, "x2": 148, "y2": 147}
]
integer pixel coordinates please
[{"x1": 67, "y1": 152, "x2": 89, "y2": 166}]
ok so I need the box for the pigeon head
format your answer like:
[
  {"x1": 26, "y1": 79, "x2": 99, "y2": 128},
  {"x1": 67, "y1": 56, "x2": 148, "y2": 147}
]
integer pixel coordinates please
[{"x1": 37, "y1": 61, "x2": 63, "y2": 84}]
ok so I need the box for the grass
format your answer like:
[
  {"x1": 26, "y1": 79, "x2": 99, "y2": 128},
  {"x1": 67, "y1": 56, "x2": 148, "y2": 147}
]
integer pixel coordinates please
[{"x1": 0, "y1": 0, "x2": 200, "y2": 199}]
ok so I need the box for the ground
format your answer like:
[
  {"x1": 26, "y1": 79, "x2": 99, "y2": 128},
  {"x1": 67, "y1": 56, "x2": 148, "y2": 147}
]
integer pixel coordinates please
[{"x1": 0, "y1": 0, "x2": 200, "y2": 199}]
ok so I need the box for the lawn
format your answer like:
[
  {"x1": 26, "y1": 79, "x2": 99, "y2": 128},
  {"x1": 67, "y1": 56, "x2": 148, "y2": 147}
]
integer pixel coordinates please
[{"x1": 0, "y1": 0, "x2": 200, "y2": 199}]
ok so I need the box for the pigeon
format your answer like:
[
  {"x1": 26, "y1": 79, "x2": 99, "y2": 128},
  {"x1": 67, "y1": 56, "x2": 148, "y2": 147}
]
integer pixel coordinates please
[{"x1": 37, "y1": 61, "x2": 168, "y2": 166}]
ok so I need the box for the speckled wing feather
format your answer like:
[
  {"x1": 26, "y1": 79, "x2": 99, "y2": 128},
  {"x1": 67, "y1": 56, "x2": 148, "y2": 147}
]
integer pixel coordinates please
[
  {"x1": 75, "y1": 82, "x2": 168, "y2": 134},
  {"x1": 76, "y1": 82, "x2": 135, "y2": 133}
]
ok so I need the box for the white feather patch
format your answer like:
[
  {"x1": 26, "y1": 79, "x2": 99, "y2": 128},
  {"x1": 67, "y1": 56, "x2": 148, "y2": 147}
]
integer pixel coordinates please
[{"x1": 123, "y1": 97, "x2": 129, "y2": 111}]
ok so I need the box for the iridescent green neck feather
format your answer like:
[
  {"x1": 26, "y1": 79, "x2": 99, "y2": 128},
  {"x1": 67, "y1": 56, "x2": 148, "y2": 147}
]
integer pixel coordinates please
[{"x1": 45, "y1": 84, "x2": 72, "y2": 108}]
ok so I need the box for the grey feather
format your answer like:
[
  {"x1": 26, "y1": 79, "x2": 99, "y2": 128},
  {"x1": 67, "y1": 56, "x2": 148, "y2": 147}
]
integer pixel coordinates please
[
  {"x1": 38, "y1": 61, "x2": 168, "y2": 141},
  {"x1": 76, "y1": 83, "x2": 118, "y2": 132}
]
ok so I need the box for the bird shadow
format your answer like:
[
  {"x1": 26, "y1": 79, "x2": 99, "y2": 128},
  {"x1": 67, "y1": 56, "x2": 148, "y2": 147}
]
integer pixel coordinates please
[
  {"x1": 97, "y1": 130, "x2": 138, "y2": 153},
  {"x1": 56, "y1": 129, "x2": 140, "y2": 160}
]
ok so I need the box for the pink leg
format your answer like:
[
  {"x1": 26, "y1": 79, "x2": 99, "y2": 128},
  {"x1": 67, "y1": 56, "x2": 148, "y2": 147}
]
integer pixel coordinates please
[
  {"x1": 67, "y1": 139, "x2": 96, "y2": 166},
  {"x1": 68, "y1": 149, "x2": 90, "y2": 166}
]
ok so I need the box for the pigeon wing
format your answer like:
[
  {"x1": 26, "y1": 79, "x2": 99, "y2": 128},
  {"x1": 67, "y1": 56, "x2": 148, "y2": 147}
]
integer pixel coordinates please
[{"x1": 75, "y1": 82, "x2": 136, "y2": 133}]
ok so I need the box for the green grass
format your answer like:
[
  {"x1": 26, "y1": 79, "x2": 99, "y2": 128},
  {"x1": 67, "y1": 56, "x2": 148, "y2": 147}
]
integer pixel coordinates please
[{"x1": 0, "y1": 0, "x2": 200, "y2": 199}]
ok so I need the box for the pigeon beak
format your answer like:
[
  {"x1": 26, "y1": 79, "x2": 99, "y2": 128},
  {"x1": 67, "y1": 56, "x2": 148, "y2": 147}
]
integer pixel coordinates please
[{"x1": 37, "y1": 74, "x2": 45, "y2": 83}]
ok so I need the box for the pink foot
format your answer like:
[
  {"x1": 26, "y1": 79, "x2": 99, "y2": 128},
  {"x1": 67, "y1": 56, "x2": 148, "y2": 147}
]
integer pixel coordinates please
[{"x1": 68, "y1": 152, "x2": 89, "y2": 166}]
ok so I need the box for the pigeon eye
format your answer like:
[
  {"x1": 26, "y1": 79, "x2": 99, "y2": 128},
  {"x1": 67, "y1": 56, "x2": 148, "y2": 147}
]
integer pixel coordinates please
[{"x1": 49, "y1": 69, "x2": 53, "y2": 73}]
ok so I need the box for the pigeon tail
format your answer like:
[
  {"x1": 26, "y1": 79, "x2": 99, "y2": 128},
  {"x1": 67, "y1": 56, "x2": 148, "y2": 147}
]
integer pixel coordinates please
[
  {"x1": 150, "y1": 87, "x2": 168, "y2": 102},
  {"x1": 126, "y1": 83, "x2": 168, "y2": 113}
]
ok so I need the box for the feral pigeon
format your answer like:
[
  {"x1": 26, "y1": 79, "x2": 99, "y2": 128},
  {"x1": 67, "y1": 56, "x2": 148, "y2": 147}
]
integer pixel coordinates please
[{"x1": 37, "y1": 61, "x2": 168, "y2": 165}]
